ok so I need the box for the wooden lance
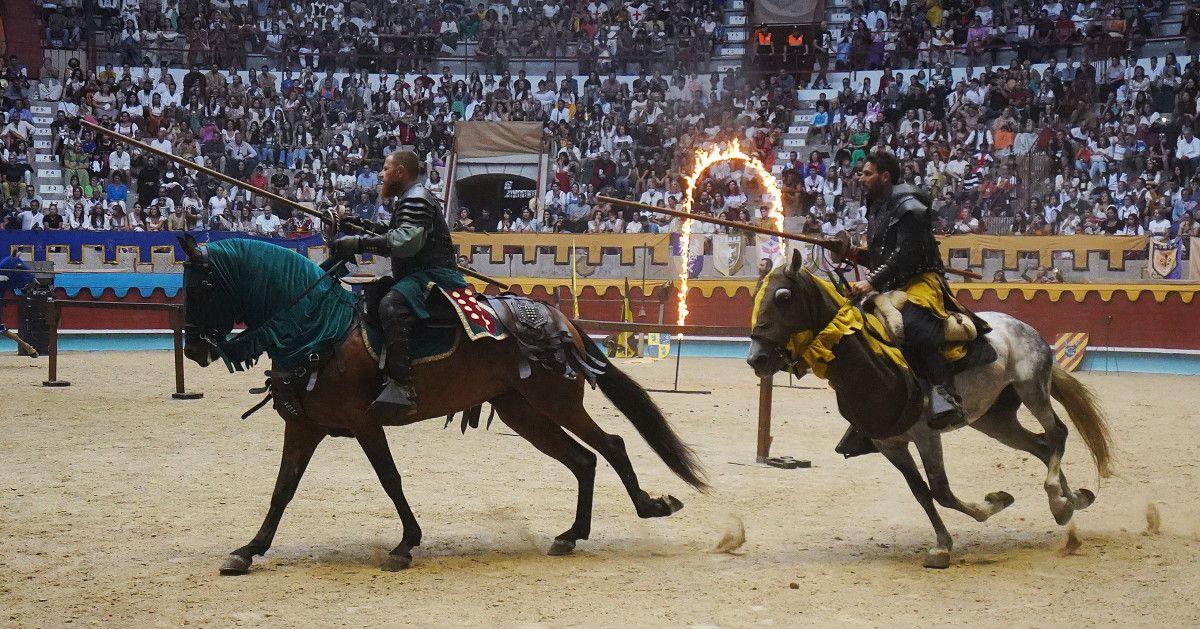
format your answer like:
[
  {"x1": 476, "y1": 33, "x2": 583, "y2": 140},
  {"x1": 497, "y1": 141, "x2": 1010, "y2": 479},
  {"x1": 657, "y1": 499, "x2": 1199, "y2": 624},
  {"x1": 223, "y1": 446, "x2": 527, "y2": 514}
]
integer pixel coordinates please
[
  {"x1": 80, "y1": 119, "x2": 510, "y2": 290},
  {"x1": 595, "y1": 194, "x2": 984, "y2": 280}
]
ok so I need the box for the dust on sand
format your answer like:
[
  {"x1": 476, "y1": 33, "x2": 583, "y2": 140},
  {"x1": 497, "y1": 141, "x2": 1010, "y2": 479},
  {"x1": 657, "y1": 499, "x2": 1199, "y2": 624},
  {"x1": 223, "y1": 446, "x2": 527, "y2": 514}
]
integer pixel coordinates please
[{"x1": 2, "y1": 353, "x2": 1198, "y2": 627}]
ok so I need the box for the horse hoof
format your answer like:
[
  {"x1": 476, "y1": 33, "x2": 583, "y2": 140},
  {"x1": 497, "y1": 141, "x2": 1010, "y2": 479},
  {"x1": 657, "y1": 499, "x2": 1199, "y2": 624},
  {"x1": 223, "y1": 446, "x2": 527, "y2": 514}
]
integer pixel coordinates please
[
  {"x1": 1050, "y1": 498, "x2": 1075, "y2": 526},
  {"x1": 923, "y1": 548, "x2": 951, "y2": 569},
  {"x1": 382, "y1": 552, "x2": 412, "y2": 572},
  {"x1": 218, "y1": 554, "x2": 252, "y2": 576},
  {"x1": 986, "y1": 491, "x2": 1015, "y2": 508},
  {"x1": 547, "y1": 539, "x2": 576, "y2": 556},
  {"x1": 1075, "y1": 488, "x2": 1096, "y2": 509},
  {"x1": 663, "y1": 495, "x2": 684, "y2": 515}
]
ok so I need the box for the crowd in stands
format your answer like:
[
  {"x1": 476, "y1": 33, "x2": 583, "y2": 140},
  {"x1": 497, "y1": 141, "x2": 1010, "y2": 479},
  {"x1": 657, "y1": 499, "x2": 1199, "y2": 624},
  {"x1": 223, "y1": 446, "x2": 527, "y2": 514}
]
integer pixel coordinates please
[
  {"x1": 7, "y1": 0, "x2": 1200, "y2": 244},
  {"x1": 66, "y1": 0, "x2": 726, "y2": 75},
  {"x1": 452, "y1": 64, "x2": 798, "y2": 235},
  {"x1": 5, "y1": 0, "x2": 790, "y2": 236},
  {"x1": 770, "y1": 0, "x2": 1175, "y2": 81},
  {"x1": 796, "y1": 46, "x2": 1200, "y2": 241}
]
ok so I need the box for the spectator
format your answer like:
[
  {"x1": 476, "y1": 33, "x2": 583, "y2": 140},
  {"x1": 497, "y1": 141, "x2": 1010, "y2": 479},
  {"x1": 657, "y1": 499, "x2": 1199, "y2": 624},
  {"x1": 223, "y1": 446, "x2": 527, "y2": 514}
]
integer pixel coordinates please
[
  {"x1": 253, "y1": 205, "x2": 282, "y2": 236},
  {"x1": 18, "y1": 200, "x2": 44, "y2": 230}
]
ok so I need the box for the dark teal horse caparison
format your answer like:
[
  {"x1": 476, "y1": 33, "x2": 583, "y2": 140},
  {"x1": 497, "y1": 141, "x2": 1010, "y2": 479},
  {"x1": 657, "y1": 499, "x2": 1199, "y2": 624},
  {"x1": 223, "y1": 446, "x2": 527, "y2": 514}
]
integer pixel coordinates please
[{"x1": 177, "y1": 235, "x2": 708, "y2": 574}]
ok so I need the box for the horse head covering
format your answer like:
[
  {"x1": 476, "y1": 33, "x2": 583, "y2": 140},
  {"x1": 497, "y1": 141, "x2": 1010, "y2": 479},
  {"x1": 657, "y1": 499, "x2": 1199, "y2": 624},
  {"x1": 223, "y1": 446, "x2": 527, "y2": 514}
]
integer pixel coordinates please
[{"x1": 203, "y1": 239, "x2": 357, "y2": 371}]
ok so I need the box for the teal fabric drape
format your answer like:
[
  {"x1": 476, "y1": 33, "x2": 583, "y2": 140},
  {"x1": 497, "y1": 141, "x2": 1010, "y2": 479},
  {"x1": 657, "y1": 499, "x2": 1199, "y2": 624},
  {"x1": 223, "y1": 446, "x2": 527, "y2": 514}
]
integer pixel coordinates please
[{"x1": 205, "y1": 239, "x2": 357, "y2": 372}]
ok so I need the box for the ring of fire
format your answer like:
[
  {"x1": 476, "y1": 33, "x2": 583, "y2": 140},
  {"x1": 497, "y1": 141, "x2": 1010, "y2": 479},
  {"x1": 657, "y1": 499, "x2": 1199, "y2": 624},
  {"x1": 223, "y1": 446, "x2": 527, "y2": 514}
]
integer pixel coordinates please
[{"x1": 676, "y1": 142, "x2": 786, "y2": 327}]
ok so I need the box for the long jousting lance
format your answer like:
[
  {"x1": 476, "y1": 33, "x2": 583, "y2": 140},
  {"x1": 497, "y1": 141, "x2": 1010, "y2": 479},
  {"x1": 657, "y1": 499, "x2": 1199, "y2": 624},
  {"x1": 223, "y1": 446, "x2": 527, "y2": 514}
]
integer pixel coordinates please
[
  {"x1": 79, "y1": 119, "x2": 510, "y2": 290},
  {"x1": 596, "y1": 195, "x2": 984, "y2": 280}
]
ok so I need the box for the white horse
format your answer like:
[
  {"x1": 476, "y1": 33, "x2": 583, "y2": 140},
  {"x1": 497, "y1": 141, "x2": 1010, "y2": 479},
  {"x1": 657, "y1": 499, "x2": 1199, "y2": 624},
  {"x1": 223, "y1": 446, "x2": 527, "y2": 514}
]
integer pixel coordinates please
[{"x1": 746, "y1": 251, "x2": 1114, "y2": 568}]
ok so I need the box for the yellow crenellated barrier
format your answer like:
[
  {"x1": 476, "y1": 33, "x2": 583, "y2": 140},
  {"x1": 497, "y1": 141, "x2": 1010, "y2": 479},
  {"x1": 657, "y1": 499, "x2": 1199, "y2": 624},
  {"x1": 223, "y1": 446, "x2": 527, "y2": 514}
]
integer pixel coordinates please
[{"x1": 937, "y1": 234, "x2": 1148, "y2": 271}]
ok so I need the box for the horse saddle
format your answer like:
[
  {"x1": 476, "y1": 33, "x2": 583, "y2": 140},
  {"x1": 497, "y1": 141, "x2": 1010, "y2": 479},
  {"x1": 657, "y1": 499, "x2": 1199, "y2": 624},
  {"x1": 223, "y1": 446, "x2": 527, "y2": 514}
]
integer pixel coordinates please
[
  {"x1": 865, "y1": 290, "x2": 997, "y2": 374},
  {"x1": 361, "y1": 275, "x2": 459, "y2": 330}
]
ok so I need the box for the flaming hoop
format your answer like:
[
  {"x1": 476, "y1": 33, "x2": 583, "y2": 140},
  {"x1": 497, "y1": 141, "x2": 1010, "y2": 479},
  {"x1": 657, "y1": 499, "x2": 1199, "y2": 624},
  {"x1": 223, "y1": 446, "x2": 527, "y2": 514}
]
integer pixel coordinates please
[{"x1": 676, "y1": 142, "x2": 786, "y2": 328}]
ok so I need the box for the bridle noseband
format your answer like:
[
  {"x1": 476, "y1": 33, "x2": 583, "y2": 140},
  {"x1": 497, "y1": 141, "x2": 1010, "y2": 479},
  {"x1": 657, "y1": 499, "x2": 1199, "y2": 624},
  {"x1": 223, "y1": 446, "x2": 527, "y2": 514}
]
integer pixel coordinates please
[{"x1": 182, "y1": 248, "x2": 231, "y2": 361}]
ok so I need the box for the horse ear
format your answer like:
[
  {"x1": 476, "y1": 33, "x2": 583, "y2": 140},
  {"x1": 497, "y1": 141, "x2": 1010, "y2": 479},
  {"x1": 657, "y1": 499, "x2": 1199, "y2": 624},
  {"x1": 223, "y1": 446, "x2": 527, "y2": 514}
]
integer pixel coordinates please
[
  {"x1": 178, "y1": 234, "x2": 200, "y2": 260},
  {"x1": 787, "y1": 247, "x2": 804, "y2": 275}
]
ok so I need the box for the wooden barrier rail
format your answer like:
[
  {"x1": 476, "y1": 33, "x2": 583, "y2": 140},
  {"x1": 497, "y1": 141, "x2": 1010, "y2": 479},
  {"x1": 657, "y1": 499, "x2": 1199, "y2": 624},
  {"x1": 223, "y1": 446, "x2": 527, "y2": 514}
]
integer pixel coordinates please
[{"x1": 41, "y1": 300, "x2": 203, "y2": 400}]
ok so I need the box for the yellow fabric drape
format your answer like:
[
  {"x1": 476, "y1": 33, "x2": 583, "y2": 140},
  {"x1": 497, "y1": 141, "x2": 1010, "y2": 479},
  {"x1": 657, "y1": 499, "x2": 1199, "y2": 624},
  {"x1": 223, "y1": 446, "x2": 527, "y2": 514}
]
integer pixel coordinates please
[
  {"x1": 750, "y1": 271, "x2": 909, "y2": 380},
  {"x1": 900, "y1": 272, "x2": 967, "y2": 361}
]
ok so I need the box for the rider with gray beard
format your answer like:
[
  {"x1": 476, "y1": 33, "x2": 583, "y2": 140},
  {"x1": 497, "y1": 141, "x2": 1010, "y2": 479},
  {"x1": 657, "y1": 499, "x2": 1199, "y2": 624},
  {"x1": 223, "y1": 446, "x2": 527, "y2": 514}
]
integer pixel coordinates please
[{"x1": 838, "y1": 151, "x2": 979, "y2": 457}]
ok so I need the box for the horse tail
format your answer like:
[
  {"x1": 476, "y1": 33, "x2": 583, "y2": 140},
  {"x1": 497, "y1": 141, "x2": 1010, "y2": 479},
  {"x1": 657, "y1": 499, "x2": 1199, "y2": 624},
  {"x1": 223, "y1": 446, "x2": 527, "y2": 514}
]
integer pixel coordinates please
[
  {"x1": 568, "y1": 319, "x2": 710, "y2": 493},
  {"x1": 1050, "y1": 364, "x2": 1116, "y2": 478}
]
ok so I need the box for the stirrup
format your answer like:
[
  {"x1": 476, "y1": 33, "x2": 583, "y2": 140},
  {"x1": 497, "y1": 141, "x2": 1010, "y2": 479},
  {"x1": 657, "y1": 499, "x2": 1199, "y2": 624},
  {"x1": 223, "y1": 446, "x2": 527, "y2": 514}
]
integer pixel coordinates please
[
  {"x1": 834, "y1": 426, "x2": 879, "y2": 458},
  {"x1": 928, "y1": 385, "x2": 965, "y2": 429},
  {"x1": 367, "y1": 379, "x2": 417, "y2": 419}
]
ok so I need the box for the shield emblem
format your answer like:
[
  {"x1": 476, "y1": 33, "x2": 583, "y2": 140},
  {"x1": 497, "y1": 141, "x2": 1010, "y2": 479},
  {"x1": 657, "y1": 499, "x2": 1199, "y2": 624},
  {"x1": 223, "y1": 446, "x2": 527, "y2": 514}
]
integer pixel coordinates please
[
  {"x1": 1053, "y1": 333, "x2": 1088, "y2": 372},
  {"x1": 712, "y1": 234, "x2": 745, "y2": 277},
  {"x1": 644, "y1": 333, "x2": 671, "y2": 359},
  {"x1": 757, "y1": 235, "x2": 785, "y2": 269},
  {"x1": 1149, "y1": 238, "x2": 1181, "y2": 279},
  {"x1": 574, "y1": 248, "x2": 598, "y2": 278}
]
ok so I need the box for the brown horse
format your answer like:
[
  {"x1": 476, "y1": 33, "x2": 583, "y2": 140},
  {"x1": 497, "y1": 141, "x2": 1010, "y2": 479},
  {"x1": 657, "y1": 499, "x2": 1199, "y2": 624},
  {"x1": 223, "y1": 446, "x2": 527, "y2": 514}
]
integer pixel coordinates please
[{"x1": 177, "y1": 236, "x2": 707, "y2": 574}]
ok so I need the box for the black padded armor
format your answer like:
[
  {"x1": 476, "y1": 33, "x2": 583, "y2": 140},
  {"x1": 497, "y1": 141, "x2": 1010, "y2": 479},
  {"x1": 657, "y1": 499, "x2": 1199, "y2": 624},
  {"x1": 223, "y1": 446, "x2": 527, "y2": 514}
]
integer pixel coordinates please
[
  {"x1": 864, "y1": 184, "x2": 946, "y2": 292},
  {"x1": 389, "y1": 183, "x2": 457, "y2": 278}
]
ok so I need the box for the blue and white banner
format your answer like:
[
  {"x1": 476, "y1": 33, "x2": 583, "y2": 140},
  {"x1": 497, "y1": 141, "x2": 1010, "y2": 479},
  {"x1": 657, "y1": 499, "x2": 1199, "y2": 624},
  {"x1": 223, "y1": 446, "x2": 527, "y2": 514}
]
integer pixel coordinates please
[{"x1": 1148, "y1": 237, "x2": 1182, "y2": 280}]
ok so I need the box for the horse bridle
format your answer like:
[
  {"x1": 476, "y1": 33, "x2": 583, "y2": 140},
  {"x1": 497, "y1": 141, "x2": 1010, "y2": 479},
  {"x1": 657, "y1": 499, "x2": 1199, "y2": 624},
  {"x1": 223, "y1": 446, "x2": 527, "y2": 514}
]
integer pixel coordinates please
[
  {"x1": 749, "y1": 276, "x2": 809, "y2": 378},
  {"x1": 181, "y1": 243, "x2": 348, "y2": 365},
  {"x1": 181, "y1": 247, "x2": 232, "y2": 362}
]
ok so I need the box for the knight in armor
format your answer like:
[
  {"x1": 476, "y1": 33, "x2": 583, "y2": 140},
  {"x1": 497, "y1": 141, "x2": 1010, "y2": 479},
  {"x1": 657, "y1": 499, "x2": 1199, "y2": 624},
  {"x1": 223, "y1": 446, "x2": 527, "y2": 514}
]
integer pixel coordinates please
[
  {"x1": 332, "y1": 150, "x2": 463, "y2": 418},
  {"x1": 838, "y1": 152, "x2": 978, "y2": 456}
]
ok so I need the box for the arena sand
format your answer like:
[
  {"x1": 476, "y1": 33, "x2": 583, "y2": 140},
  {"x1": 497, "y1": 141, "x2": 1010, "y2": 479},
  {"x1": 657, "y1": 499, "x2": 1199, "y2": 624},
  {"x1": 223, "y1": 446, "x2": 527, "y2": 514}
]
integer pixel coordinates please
[{"x1": 2, "y1": 352, "x2": 1198, "y2": 627}]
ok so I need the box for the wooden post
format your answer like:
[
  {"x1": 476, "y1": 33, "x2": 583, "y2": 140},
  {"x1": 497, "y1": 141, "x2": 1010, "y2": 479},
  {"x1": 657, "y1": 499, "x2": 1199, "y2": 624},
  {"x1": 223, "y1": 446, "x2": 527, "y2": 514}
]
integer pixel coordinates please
[
  {"x1": 42, "y1": 300, "x2": 69, "y2": 387},
  {"x1": 756, "y1": 375, "x2": 773, "y2": 462},
  {"x1": 170, "y1": 306, "x2": 203, "y2": 400}
]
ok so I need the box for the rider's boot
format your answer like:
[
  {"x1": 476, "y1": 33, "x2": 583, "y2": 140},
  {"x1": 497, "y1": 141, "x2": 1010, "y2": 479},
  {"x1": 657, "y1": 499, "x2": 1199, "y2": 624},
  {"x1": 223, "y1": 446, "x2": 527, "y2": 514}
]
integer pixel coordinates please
[
  {"x1": 926, "y1": 362, "x2": 965, "y2": 430},
  {"x1": 834, "y1": 425, "x2": 878, "y2": 458},
  {"x1": 368, "y1": 311, "x2": 417, "y2": 421}
]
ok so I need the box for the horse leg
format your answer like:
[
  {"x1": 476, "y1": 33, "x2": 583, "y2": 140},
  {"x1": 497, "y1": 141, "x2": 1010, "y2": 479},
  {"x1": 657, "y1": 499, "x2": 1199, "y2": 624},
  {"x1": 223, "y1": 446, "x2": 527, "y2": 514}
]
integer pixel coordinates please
[
  {"x1": 876, "y1": 439, "x2": 954, "y2": 569},
  {"x1": 556, "y1": 406, "x2": 683, "y2": 519},
  {"x1": 975, "y1": 384, "x2": 1095, "y2": 525},
  {"x1": 354, "y1": 423, "x2": 422, "y2": 571},
  {"x1": 491, "y1": 393, "x2": 597, "y2": 556},
  {"x1": 1011, "y1": 378, "x2": 1091, "y2": 525},
  {"x1": 220, "y1": 420, "x2": 326, "y2": 575},
  {"x1": 911, "y1": 425, "x2": 1015, "y2": 522}
]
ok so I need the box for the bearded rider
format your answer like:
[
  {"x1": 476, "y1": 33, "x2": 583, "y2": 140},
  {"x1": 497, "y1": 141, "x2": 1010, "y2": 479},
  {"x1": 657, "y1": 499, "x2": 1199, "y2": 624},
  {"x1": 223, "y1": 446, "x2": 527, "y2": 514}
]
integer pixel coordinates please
[
  {"x1": 838, "y1": 151, "x2": 981, "y2": 457},
  {"x1": 332, "y1": 150, "x2": 464, "y2": 418}
]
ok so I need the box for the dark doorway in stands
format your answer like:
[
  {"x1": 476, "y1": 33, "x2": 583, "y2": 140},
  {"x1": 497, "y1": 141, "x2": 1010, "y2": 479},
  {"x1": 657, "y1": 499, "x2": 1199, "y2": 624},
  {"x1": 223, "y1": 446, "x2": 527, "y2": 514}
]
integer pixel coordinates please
[{"x1": 456, "y1": 174, "x2": 538, "y2": 229}]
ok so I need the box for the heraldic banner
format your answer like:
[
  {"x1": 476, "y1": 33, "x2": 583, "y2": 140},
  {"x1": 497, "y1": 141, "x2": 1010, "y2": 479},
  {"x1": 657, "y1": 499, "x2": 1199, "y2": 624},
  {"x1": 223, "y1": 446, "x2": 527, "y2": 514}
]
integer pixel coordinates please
[
  {"x1": 712, "y1": 234, "x2": 745, "y2": 277},
  {"x1": 1053, "y1": 333, "x2": 1089, "y2": 372},
  {"x1": 1148, "y1": 237, "x2": 1182, "y2": 279}
]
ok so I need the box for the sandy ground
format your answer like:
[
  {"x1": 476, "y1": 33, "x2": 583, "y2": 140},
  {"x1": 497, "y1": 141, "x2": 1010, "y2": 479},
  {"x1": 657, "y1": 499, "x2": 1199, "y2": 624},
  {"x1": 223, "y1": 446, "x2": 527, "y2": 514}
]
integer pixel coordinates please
[{"x1": 2, "y1": 351, "x2": 1198, "y2": 628}]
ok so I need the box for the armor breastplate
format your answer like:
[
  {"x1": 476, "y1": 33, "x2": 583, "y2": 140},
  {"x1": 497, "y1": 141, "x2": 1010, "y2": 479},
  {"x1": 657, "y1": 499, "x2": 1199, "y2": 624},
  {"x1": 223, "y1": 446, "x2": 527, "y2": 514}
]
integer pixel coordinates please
[
  {"x1": 390, "y1": 183, "x2": 457, "y2": 277},
  {"x1": 865, "y1": 185, "x2": 945, "y2": 291}
]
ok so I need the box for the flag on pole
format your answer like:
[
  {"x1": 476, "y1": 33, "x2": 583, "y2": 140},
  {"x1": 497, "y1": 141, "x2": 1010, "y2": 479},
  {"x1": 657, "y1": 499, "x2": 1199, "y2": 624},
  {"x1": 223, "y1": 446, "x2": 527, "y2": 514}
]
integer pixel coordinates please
[
  {"x1": 614, "y1": 277, "x2": 636, "y2": 358},
  {"x1": 1053, "y1": 333, "x2": 1088, "y2": 372},
  {"x1": 570, "y1": 239, "x2": 580, "y2": 318}
]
